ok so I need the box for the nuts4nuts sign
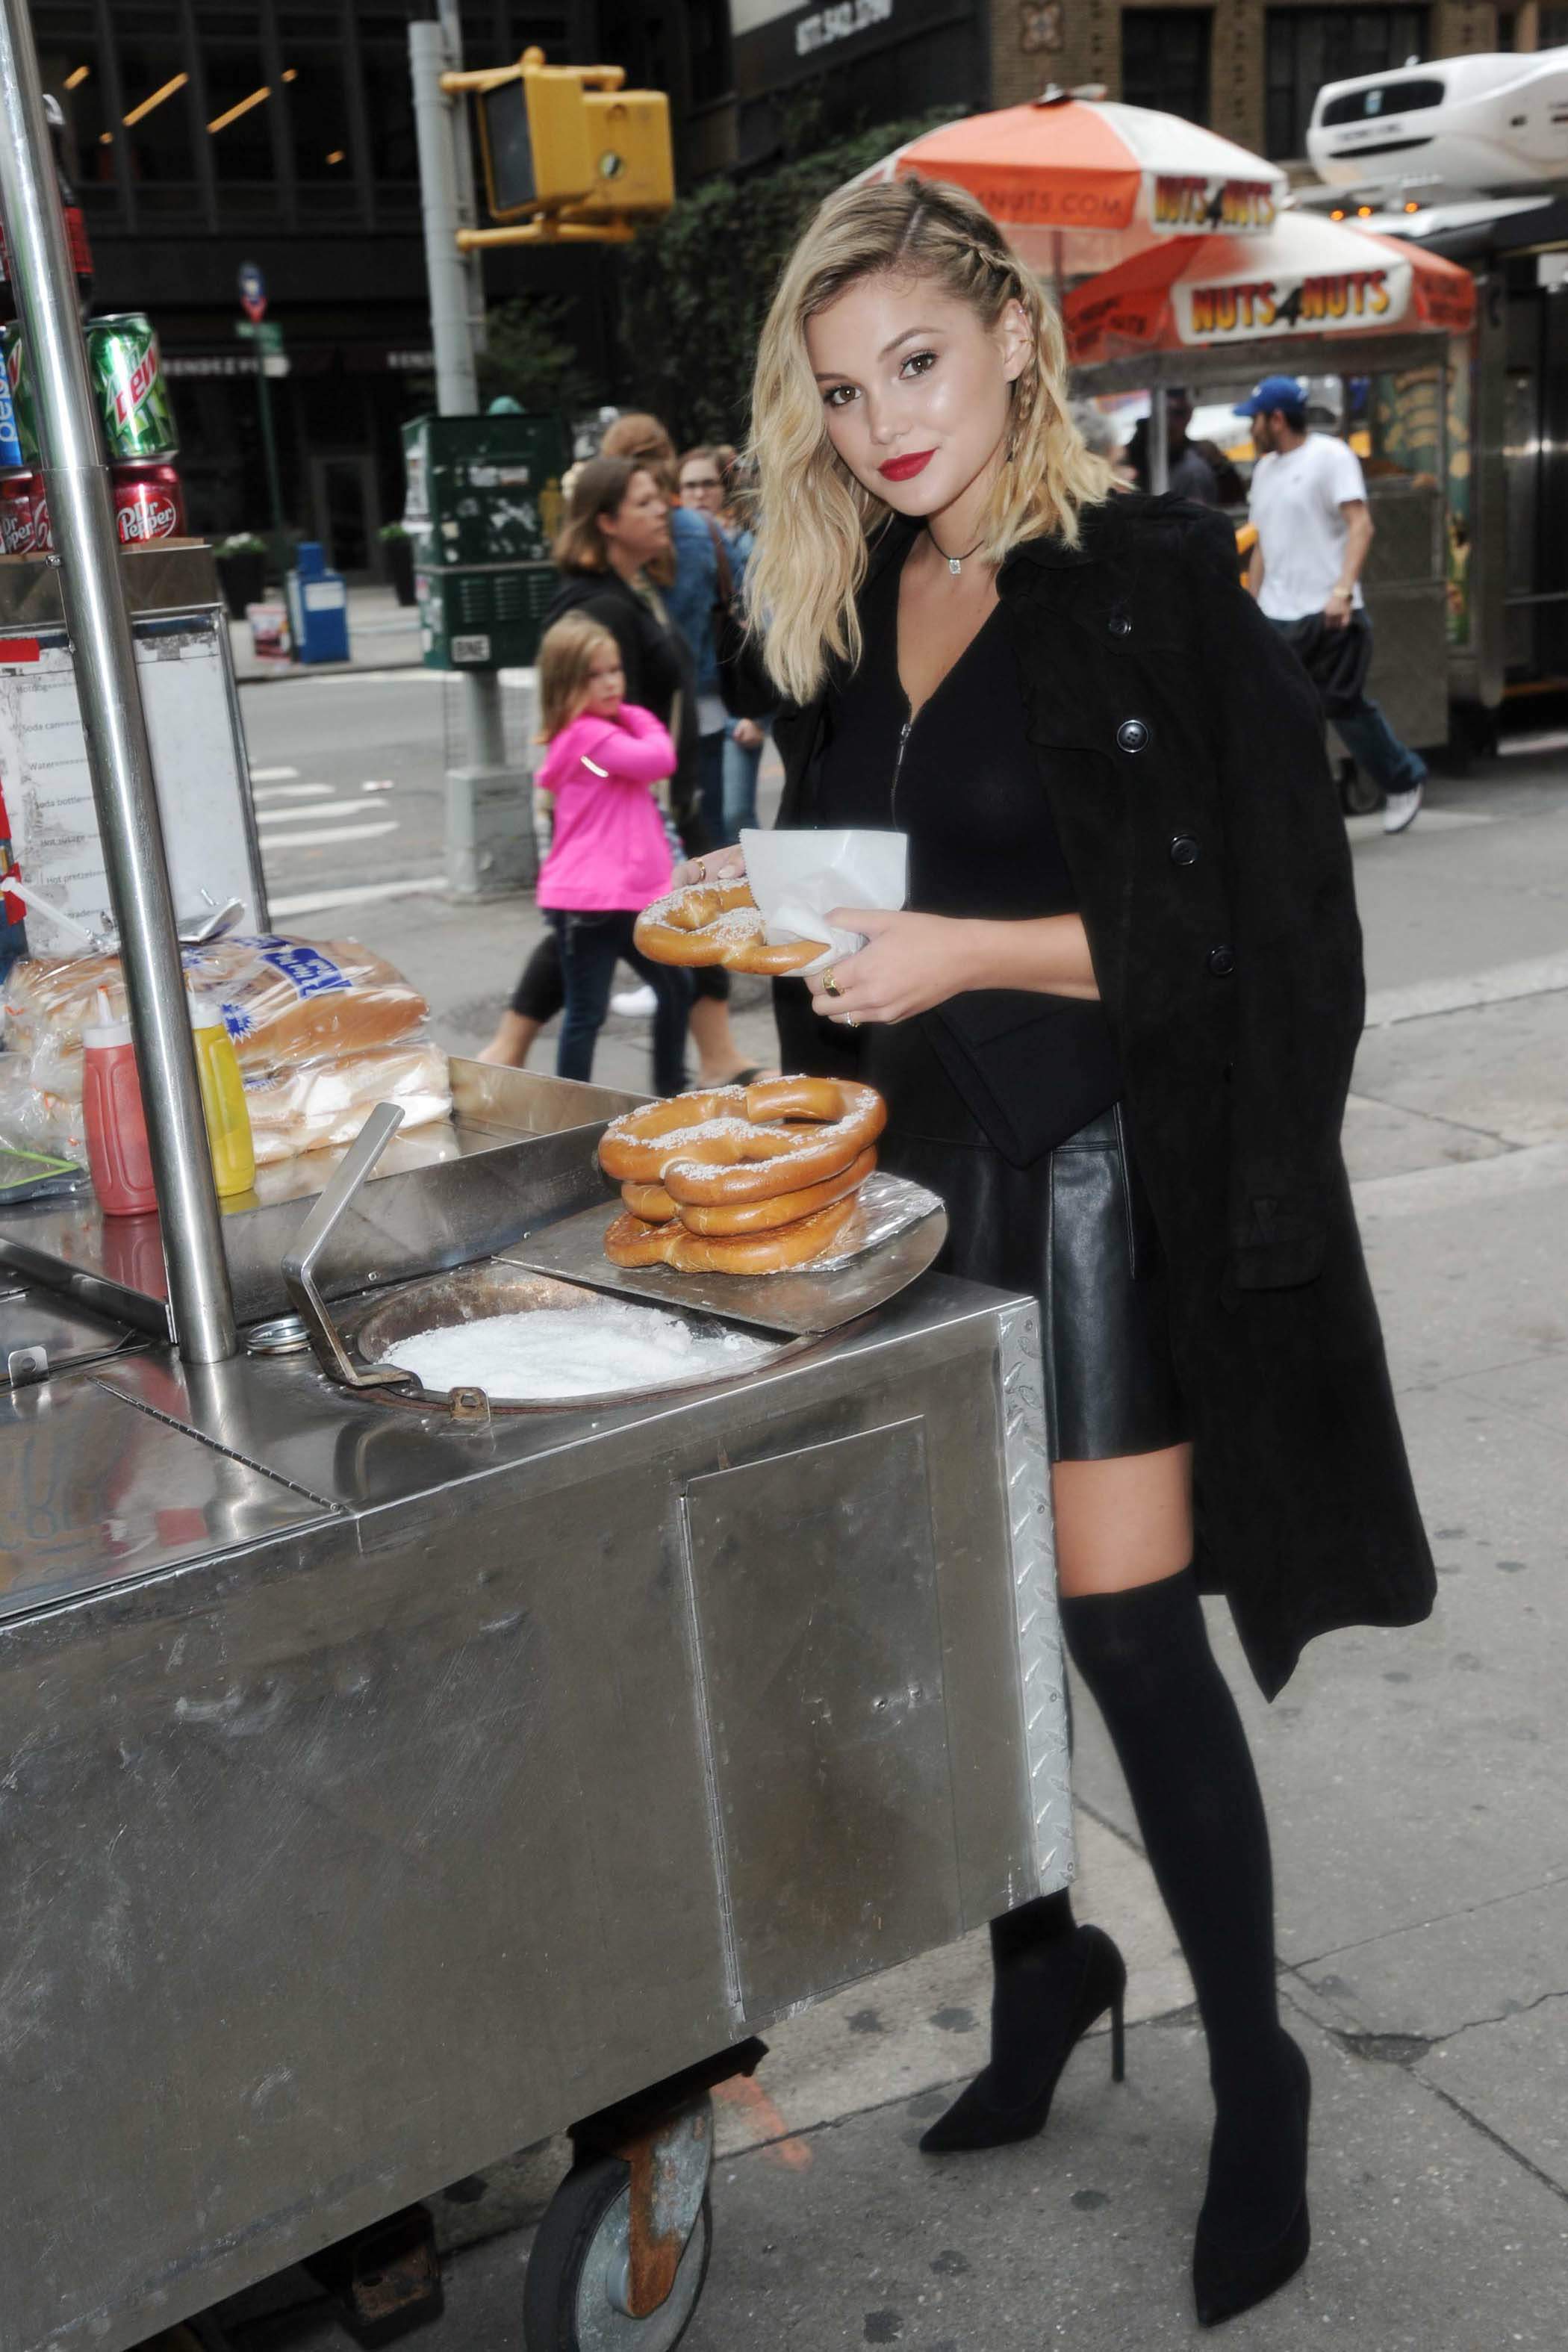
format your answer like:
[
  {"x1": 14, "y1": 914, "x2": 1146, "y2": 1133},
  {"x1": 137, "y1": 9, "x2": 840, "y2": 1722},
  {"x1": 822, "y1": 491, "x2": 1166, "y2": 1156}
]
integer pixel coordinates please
[{"x1": 1176, "y1": 264, "x2": 1410, "y2": 342}]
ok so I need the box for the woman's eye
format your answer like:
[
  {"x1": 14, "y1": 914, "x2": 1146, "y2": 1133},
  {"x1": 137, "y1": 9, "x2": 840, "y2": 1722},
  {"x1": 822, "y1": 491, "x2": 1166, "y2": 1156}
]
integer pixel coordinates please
[
  {"x1": 900, "y1": 350, "x2": 937, "y2": 379},
  {"x1": 823, "y1": 384, "x2": 857, "y2": 410}
]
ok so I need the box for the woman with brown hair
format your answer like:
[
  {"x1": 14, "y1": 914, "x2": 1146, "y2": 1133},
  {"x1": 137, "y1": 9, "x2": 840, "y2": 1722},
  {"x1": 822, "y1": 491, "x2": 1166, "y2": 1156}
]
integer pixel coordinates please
[{"x1": 685, "y1": 175, "x2": 1434, "y2": 2327}]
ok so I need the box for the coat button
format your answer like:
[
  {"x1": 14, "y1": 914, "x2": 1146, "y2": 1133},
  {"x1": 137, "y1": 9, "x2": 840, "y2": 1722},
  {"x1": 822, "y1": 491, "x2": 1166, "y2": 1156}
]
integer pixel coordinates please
[
  {"x1": 1109, "y1": 610, "x2": 1133, "y2": 637},
  {"x1": 1170, "y1": 834, "x2": 1200, "y2": 866},
  {"x1": 1116, "y1": 717, "x2": 1150, "y2": 753},
  {"x1": 1206, "y1": 944, "x2": 1236, "y2": 977}
]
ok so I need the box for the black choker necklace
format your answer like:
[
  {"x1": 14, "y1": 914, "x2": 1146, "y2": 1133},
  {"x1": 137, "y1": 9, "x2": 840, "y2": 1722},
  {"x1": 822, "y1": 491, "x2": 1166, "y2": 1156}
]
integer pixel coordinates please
[{"x1": 927, "y1": 525, "x2": 984, "y2": 576}]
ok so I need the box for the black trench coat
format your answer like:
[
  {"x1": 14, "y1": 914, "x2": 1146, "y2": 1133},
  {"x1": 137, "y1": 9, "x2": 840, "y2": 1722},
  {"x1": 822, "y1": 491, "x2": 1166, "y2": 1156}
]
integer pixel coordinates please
[{"x1": 771, "y1": 493, "x2": 1434, "y2": 1700}]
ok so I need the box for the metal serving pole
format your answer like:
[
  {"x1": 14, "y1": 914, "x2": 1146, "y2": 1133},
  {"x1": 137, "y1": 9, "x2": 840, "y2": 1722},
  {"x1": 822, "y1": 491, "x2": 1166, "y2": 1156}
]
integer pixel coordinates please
[{"x1": 0, "y1": 0, "x2": 237, "y2": 1362}]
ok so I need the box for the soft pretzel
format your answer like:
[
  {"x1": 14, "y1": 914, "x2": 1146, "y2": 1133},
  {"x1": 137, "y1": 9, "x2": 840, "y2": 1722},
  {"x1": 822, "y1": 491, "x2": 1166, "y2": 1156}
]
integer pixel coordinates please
[
  {"x1": 603, "y1": 1190, "x2": 859, "y2": 1275},
  {"x1": 598, "y1": 1077, "x2": 886, "y2": 1202},
  {"x1": 675, "y1": 1147, "x2": 876, "y2": 1236},
  {"x1": 634, "y1": 879, "x2": 827, "y2": 976},
  {"x1": 621, "y1": 1177, "x2": 678, "y2": 1222}
]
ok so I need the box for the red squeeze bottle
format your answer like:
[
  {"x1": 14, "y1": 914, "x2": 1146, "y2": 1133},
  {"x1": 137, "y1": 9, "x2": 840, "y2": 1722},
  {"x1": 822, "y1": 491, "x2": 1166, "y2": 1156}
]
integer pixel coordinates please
[{"x1": 82, "y1": 988, "x2": 158, "y2": 1216}]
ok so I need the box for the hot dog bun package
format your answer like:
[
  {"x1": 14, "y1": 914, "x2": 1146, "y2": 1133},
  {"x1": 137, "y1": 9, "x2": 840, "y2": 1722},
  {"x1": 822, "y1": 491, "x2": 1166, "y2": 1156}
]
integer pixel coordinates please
[{"x1": 1, "y1": 933, "x2": 450, "y2": 1167}]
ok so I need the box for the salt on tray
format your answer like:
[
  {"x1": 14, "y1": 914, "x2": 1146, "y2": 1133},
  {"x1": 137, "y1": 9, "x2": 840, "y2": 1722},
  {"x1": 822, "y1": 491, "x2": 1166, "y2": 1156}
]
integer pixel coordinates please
[{"x1": 385, "y1": 1301, "x2": 774, "y2": 1401}]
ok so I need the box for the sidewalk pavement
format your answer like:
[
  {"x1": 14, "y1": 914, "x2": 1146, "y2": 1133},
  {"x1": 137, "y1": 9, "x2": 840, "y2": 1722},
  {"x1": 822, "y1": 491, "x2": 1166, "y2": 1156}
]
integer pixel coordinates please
[
  {"x1": 226, "y1": 582, "x2": 424, "y2": 685},
  {"x1": 213, "y1": 745, "x2": 1568, "y2": 2348}
]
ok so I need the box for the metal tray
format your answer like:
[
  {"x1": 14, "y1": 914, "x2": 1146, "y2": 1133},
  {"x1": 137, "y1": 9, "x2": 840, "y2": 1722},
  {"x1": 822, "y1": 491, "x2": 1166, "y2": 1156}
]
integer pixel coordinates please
[{"x1": 505, "y1": 1171, "x2": 948, "y2": 1338}]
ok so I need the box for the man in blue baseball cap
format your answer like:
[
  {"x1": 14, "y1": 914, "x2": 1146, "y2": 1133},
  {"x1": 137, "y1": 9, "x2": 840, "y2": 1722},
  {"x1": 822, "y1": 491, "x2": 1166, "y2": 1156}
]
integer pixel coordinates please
[{"x1": 1236, "y1": 376, "x2": 1425, "y2": 835}]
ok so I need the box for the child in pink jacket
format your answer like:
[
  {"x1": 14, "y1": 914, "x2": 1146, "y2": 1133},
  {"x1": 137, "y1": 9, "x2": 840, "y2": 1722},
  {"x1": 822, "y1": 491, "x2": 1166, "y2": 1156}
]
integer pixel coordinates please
[{"x1": 533, "y1": 613, "x2": 689, "y2": 1094}]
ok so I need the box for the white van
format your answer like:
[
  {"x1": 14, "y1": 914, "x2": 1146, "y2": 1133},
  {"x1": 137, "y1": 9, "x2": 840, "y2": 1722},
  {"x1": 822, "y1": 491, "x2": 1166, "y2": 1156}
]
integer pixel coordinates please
[{"x1": 1305, "y1": 48, "x2": 1568, "y2": 193}]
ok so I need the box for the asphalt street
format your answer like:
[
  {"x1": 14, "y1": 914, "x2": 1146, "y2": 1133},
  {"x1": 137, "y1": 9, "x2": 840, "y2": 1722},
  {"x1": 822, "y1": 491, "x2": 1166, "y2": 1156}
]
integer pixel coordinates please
[{"x1": 220, "y1": 662, "x2": 1568, "y2": 2351}]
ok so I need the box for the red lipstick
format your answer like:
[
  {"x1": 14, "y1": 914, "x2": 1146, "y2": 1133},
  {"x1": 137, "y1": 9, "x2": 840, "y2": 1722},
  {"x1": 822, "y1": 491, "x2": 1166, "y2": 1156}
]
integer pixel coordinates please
[{"x1": 879, "y1": 449, "x2": 935, "y2": 482}]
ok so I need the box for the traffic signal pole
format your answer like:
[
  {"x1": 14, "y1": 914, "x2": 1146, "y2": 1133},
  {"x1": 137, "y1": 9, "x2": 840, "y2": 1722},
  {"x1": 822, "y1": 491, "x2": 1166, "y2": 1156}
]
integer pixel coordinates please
[{"x1": 409, "y1": 13, "x2": 529, "y2": 898}]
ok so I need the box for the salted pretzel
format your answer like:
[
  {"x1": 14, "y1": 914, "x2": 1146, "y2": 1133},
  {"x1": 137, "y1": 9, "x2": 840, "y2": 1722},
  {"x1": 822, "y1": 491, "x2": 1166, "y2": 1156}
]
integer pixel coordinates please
[
  {"x1": 597, "y1": 1077, "x2": 886, "y2": 1203},
  {"x1": 633, "y1": 879, "x2": 827, "y2": 976},
  {"x1": 672, "y1": 1147, "x2": 876, "y2": 1236},
  {"x1": 603, "y1": 1191, "x2": 859, "y2": 1276}
]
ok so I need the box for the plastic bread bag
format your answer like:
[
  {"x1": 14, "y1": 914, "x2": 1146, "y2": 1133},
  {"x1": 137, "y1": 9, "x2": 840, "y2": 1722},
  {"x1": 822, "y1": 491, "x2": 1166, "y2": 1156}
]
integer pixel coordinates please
[
  {"x1": 243, "y1": 1039, "x2": 452, "y2": 1166},
  {"x1": 4, "y1": 933, "x2": 430, "y2": 1101}
]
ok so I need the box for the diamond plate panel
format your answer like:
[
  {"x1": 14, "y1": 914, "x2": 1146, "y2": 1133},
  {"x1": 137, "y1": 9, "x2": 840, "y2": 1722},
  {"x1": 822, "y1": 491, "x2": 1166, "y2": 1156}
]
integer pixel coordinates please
[{"x1": 997, "y1": 1297, "x2": 1074, "y2": 1895}]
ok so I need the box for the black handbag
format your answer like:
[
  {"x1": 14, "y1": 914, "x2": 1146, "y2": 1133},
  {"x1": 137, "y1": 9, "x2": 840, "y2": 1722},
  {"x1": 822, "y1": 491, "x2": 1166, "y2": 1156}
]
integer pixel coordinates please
[
  {"x1": 706, "y1": 517, "x2": 777, "y2": 721},
  {"x1": 1275, "y1": 611, "x2": 1373, "y2": 720}
]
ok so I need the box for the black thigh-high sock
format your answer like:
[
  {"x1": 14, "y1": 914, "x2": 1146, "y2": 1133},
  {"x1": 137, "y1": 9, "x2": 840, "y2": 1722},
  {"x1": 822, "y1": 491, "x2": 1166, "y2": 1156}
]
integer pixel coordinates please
[
  {"x1": 984, "y1": 1678, "x2": 1077, "y2": 2076},
  {"x1": 1061, "y1": 1569, "x2": 1299, "y2": 2228}
]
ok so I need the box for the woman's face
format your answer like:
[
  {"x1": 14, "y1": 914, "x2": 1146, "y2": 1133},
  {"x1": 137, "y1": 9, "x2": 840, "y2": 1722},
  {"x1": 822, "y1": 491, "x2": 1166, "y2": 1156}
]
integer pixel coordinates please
[
  {"x1": 679, "y1": 458, "x2": 724, "y2": 514},
  {"x1": 600, "y1": 467, "x2": 671, "y2": 567},
  {"x1": 806, "y1": 274, "x2": 1030, "y2": 518},
  {"x1": 582, "y1": 643, "x2": 625, "y2": 718}
]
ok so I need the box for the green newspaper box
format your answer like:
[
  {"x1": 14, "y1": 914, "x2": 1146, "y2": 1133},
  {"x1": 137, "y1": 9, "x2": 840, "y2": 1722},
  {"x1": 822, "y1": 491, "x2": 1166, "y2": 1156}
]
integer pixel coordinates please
[{"x1": 402, "y1": 412, "x2": 571, "y2": 671}]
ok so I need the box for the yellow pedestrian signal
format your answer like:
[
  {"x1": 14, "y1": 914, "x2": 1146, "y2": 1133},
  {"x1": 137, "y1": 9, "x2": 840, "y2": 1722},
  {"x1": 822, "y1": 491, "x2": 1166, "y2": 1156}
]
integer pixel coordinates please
[
  {"x1": 451, "y1": 47, "x2": 673, "y2": 236},
  {"x1": 574, "y1": 90, "x2": 673, "y2": 218}
]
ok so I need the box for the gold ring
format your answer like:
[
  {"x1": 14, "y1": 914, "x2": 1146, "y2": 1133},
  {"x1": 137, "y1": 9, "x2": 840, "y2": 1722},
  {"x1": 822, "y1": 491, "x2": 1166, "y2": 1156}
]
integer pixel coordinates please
[
  {"x1": 821, "y1": 968, "x2": 841, "y2": 998},
  {"x1": 845, "y1": 1016, "x2": 860, "y2": 1029},
  {"x1": 695, "y1": 858, "x2": 707, "y2": 880}
]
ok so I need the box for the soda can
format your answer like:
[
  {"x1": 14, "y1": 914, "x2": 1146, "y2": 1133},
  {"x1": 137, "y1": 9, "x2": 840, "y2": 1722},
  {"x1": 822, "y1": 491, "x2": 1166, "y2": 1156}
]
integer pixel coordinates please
[
  {"x1": 0, "y1": 363, "x2": 20, "y2": 472},
  {"x1": 86, "y1": 313, "x2": 177, "y2": 461},
  {"x1": 1, "y1": 323, "x2": 38, "y2": 465},
  {"x1": 111, "y1": 459, "x2": 185, "y2": 546},
  {"x1": 0, "y1": 469, "x2": 35, "y2": 554},
  {"x1": 28, "y1": 476, "x2": 51, "y2": 553}
]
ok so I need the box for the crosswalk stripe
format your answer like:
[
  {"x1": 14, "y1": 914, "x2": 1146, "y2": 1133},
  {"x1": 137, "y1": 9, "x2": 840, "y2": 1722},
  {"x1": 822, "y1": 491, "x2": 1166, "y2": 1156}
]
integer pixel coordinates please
[
  {"x1": 249, "y1": 764, "x2": 299, "y2": 781},
  {"x1": 255, "y1": 800, "x2": 364, "y2": 825},
  {"x1": 261, "y1": 821, "x2": 399, "y2": 849},
  {"x1": 269, "y1": 874, "x2": 445, "y2": 917}
]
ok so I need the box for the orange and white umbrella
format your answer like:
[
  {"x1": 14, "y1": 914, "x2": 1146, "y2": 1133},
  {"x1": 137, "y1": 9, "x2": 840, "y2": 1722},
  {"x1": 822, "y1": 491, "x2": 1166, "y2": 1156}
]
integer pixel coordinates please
[
  {"x1": 1065, "y1": 208, "x2": 1475, "y2": 365},
  {"x1": 859, "y1": 93, "x2": 1287, "y2": 279}
]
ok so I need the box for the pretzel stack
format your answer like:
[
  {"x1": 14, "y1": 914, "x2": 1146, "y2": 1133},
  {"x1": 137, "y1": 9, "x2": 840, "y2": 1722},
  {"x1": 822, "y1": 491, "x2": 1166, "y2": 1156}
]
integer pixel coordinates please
[{"x1": 597, "y1": 1077, "x2": 887, "y2": 1275}]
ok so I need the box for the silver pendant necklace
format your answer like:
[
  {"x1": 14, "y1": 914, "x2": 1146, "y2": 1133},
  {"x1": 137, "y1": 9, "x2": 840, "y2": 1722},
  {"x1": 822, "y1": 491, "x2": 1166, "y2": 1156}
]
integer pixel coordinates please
[{"x1": 927, "y1": 525, "x2": 983, "y2": 576}]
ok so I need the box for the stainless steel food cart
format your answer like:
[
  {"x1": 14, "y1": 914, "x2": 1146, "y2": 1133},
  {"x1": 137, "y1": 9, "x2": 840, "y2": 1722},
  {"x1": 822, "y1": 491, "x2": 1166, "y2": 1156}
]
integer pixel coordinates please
[{"x1": 0, "y1": 1063, "x2": 1071, "y2": 2352}]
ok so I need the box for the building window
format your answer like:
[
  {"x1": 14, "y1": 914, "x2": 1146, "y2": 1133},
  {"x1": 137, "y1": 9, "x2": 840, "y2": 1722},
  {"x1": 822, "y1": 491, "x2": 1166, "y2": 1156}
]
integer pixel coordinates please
[
  {"x1": 276, "y1": 13, "x2": 356, "y2": 189},
  {"x1": 1122, "y1": 8, "x2": 1213, "y2": 127},
  {"x1": 1266, "y1": 7, "x2": 1431, "y2": 161},
  {"x1": 111, "y1": 4, "x2": 201, "y2": 194},
  {"x1": 357, "y1": 12, "x2": 423, "y2": 187},
  {"x1": 1540, "y1": 4, "x2": 1568, "y2": 37},
  {"x1": 194, "y1": 12, "x2": 276, "y2": 187},
  {"x1": 33, "y1": 4, "x2": 116, "y2": 212}
]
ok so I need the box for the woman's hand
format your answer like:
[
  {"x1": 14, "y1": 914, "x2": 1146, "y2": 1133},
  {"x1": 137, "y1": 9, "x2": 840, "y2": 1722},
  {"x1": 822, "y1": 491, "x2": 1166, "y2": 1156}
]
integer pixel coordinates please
[
  {"x1": 671, "y1": 844, "x2": 747, "y2": 889},
  {"x1": 732, "y1": 718, "x2": 765, "y2": 750},
  {"x1": 808, "y1": 909, "x2": 979, "y2": 1025}
]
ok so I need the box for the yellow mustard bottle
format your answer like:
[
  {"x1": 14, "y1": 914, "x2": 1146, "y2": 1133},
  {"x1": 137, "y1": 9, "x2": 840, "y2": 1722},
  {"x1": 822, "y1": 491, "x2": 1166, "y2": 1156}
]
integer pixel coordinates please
[{"x1": 188, "y1": 993, "x2": 255, "y2": 1196}]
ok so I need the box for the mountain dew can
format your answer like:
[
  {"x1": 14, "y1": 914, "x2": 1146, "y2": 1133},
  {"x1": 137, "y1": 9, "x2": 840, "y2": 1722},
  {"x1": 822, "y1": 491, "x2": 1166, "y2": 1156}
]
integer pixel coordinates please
[{"x1": 86, "y1": 313, "x2": 177, "y2": 459}]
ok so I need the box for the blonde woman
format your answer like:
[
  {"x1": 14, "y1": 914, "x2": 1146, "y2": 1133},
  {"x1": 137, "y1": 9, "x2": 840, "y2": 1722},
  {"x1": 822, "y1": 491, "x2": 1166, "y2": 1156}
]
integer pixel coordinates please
[{"x1": 696, "y1": 176, "x2": 1433, "y2": 2327}]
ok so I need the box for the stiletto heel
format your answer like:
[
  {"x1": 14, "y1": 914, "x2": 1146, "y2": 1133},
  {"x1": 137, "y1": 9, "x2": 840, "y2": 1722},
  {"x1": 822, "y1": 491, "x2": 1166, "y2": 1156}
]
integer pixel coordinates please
[
  {"x1": 920, "y1": 1923, "x2": 1128, "y2": 2154},
  {"x1": 1192, "y1": 2033, "x2": 1313, "y2": 2327}
]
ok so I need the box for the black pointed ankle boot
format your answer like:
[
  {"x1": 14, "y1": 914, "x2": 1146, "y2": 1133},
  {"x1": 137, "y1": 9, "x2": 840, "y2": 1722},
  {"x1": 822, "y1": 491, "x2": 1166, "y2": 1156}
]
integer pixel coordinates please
[
  {"x1": 1193, "y1": 2031, "x2": 1313, "y2": 2327},
  {"x1": 919, "y1": 1922, "x2": 1127, "y2": 2155}
]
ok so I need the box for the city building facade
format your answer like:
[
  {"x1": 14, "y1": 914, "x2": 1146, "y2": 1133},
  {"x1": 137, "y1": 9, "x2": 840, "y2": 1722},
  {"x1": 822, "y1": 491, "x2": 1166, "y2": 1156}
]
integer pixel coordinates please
[{"x1": 24, "y1": 1, "x2": 1564, "y2": 567}]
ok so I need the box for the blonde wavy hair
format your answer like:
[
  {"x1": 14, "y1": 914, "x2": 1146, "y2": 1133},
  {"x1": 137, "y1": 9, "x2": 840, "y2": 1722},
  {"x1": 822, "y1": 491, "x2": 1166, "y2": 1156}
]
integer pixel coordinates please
[{"x1": 748, "y1": 176, "x2": 1111, "y2": 704}]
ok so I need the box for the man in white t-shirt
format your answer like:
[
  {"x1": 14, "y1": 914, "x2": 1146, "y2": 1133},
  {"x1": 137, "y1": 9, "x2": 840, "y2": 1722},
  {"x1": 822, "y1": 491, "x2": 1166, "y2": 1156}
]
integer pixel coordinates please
[{"x1": 1237, "y1": 376, "x2": 1425, "y2": 836}]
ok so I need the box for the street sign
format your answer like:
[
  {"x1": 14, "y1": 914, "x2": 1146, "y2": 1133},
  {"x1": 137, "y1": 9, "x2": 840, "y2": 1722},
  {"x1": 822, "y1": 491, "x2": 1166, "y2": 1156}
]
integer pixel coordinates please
[
  {"x1": 238, "y1": 261, "x2": 267, "y2": 323},
  {"x1": 234, "y1": 319, "x2": 284, "y2": 354}
]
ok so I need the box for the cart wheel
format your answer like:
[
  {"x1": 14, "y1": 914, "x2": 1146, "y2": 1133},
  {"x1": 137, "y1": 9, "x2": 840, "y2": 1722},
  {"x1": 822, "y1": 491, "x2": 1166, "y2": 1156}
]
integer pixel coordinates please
[
  {"x1": 1337, "y1": 756, "x2": 1381, "y2": 817},
  {"x1": 523, "y1": 2156, "x2": 712, "y2": 2352}
]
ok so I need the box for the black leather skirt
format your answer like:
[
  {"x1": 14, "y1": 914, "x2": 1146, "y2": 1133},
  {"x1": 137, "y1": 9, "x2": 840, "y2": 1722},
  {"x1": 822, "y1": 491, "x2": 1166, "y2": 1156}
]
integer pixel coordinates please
[{"x1": 880, "y1": 1103, "x2": 1187, "y2": 1463}]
